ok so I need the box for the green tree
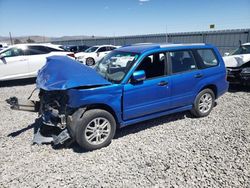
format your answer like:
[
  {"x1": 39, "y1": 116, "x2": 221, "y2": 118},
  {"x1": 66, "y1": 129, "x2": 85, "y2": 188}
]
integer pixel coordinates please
[
  {"x1": 27, "y1": 38, "x2": 35, "y2": 43},
  {"x1": 14, "y1": 39, "x2": 21, "y2": 44}
]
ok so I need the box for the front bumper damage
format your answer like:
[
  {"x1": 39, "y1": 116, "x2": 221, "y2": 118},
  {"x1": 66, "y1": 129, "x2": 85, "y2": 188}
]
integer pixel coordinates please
[
  {"x1": 6, "y1": 94, "x2": 74, "y2": 147},
  {"x1": 227, "y1": 68, "x2": 250, "y2": 85}
]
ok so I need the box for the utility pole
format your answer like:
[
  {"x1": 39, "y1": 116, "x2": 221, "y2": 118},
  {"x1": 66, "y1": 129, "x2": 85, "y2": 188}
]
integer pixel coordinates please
[
  {"x1": 9, "y1": 32, "x2": 13, "y2": 45},
  {"x1": 166, "y1": 25, "x2": 168, "y2": 43},
  {"x1": 113, "y1": 33, "x2": 116, "y2": 45}
]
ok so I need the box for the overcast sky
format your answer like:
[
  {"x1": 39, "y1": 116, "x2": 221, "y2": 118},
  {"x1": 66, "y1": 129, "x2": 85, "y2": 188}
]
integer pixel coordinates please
[{"x1": 0, "y1": 0, "x2": 249, "y2": 37}]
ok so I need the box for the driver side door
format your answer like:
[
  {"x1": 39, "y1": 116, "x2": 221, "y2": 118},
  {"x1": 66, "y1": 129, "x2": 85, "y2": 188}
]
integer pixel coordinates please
[
  {"x1": 0, "y1": 47, "x2": 29, "y2": 80},
  {"x1": 123, "y1": 52, "x2": 171, "y2": 120}
]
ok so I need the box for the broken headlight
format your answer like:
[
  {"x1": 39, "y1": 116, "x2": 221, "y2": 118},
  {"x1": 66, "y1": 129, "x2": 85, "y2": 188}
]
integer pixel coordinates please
[{"x1": 241, "y1": 67, "x2": 250, "y2": 74}]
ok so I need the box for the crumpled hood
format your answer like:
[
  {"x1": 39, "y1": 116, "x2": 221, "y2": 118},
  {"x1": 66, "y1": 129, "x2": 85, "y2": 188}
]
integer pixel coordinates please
[
  {"x1": 36, "y1": 56, "x2": 111, "y2": 90},
  {"x1": 223, "y1": 54, "x2": 250, "y2": 68}
]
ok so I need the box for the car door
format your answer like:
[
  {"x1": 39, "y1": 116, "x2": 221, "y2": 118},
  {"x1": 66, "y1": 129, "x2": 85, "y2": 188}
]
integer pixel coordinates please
[
  {"x1": 169, "y1": 50, "x2": 202, "y2": 108},
  {"x1": 123, "y1": 52, "x2": 171, "y2": 120},
  {"x1": 0, "y1": 47, "x2": 29, "y2": 80},
  {"x1": 96, "y1": 47, "x2": 110, "y2": 62},
  {"x1": 24, "y1": 46, "x2": 48, "y2": 76}
]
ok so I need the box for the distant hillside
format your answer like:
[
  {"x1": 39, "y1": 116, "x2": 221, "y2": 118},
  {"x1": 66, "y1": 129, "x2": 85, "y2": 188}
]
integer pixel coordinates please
[
  {"x1": 0, "y1": 35, "x2": 97, "y2": 44},
  {"x1": 51, "y1": 35, "x2": 95, "y2": 41}
]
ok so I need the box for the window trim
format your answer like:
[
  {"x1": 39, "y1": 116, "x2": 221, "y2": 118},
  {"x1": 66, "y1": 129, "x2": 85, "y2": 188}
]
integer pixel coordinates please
[
  {"x1": 97, "y1": 47, "x2": 107, "y2": 53},
  {"x1": 25, "y1": 45, "x2": 51, "y2": 56},
  {"x1": 0, "y1": 47, "x2": 24, "y2": 58},
  {"x1": 192, "y1": 48, "x2": 219, "y2": 69},
  {"x1": 129, "y1": 51, "x2": 169, "y2": 83},
  {"x1": 168, "y1": 49, "x2": 198, "y2": 75}
]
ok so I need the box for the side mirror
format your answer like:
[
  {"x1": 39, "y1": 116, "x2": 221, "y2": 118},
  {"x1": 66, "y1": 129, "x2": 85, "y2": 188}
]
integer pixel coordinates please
[
  {"x1": 0, "y1": 54, "x2": 4, "y2": 59},
  {"x1": 132, "y1": 70, "x2": 146, "y2": 83},
  {"x1": 224, "y1": 52, "x2": 230, "y2": 56}
]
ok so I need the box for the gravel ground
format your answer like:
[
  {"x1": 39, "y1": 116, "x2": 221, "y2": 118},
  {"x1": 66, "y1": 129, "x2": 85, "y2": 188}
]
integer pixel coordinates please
[{"x1": 0, "y1": 80, "x2": 249, "y2": 187}]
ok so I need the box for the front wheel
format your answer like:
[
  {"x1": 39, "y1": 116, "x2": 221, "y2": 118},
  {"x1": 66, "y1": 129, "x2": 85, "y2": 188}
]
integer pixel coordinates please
[
  {"x1": 191, "y1": 88, "x2": 215, "y2": 118},
  {"x1": 75, "y1": 109, "x2": 116, "y2": 151}
]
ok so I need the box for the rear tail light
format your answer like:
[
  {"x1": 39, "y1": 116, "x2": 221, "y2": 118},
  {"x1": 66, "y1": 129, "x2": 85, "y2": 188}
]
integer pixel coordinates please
[{"x1": 67, "y1": 53, "x2": 75, "y2": 58}]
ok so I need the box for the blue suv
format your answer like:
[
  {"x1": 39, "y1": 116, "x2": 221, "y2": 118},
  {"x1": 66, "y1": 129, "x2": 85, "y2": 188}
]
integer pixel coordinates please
[{"x1": 8, "y1": 43, "x2": 228, "y2": 150}]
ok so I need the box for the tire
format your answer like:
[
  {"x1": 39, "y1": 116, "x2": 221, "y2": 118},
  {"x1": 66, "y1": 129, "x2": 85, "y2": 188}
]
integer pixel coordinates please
[
  {"x1": 75, "y1": 109, "x2": 116, "y2": 151},
  {"x1": 86, "y1": 57, "x2": 95, "y2": 66},
  {"x1": 191, "y1": 88, "x2": 215, "y2": 118}
]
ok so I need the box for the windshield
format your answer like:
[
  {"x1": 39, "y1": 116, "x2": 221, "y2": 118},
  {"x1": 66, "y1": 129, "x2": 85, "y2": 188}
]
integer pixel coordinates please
[
  {"x1": 231, "y1": 45, "x2": 250, "y2": 55},
  {"x1": 95, "y1": 51, "x2": 139, "y2": 83},
  {"x1": 85, "y1": 46, "x2": 98, "y2": 53}
]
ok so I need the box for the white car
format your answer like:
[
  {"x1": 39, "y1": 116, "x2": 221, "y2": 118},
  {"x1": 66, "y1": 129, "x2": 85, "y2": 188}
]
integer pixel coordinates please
[
  {"x1": 75, "y1": 45, "x2": 118, "y2": 66},
  {"x1": 223, "y1": 43, "x2": 250, "y2": 85},
  {"x1": 0, "y1": 43, "x2": 75, "y2": 81}
]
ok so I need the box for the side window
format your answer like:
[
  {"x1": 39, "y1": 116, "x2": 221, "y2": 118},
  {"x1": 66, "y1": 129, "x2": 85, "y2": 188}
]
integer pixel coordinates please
[
  {"x1": 25, "y1": 46, "x2": 49, "y2": 55},
  {"x1": 0, "y1": 48, "x2": 23, "y2": 58},
  {"x1": 196, "y1": 49, "x2": 218, "y2": 68},
  {"x1": 170, "y1": 50, "x2": 197, "y2": 74},
  {"x1": 97, "y1": 47, "x2": 107, "y2": 52},
  {"x1": 46, "y1": 47, "x2": 63, "y2": 52},
  {"x1": 136, "y1": 52, "x2": 166, "y2": 79}
]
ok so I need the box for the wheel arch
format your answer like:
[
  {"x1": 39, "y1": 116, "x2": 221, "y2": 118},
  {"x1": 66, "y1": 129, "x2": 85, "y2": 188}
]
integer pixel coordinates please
[
  {"x1": 85, "y1": 103, "x2": 120, "y2": 128},
  {"x1": 199, "y1": 84, "x2": 218, "y2": 99}
]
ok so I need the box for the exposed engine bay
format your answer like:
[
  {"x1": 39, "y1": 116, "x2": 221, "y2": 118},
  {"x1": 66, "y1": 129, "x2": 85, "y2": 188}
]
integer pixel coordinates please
[{"x1": 6, "y1": 90, "x2": 76, "y2": 147}]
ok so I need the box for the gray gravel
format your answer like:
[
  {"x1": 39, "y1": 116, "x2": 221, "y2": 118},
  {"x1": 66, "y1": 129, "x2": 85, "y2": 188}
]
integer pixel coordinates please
[{"x1": 0, "y1": 81, "x2": 249, "y2": 187}]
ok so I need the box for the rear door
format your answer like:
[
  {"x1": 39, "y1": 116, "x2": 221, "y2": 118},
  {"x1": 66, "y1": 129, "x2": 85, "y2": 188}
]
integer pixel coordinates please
[
  {"x1": 24, "y1": 46, "x2": 49, "y2": 76},
  {"x1": 123, "y1": 52, "x2": 171, "y2": 120},
  {"x1": 193, "y1": 48, "x2": 220, "y2": 79},
  {"x1": 169, "y1": 50, "x2": 203, "y2": 108},
  {"x1": 0, "y1": 47, "x2": 29, "y2": 80}
]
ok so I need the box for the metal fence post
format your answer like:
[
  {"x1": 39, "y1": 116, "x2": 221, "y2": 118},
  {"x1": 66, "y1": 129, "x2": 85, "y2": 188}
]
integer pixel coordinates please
[{"x1": 247, "y1": 30, "x2": 250, "y2": 42}]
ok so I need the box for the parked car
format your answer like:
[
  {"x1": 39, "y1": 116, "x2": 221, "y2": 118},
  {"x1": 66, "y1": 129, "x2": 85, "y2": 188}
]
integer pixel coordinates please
[
  {"x1": 223, "y1": 43, "x2": 250, "y2": 85},
  {"x1": 7, "y1": 43, "x2": 228, "y2": 151},
  {"x1": 63, "y1": 45, "x2": 90, "y2": 53},
  {"x1": 0, "y1": 43, "x2": 75, "y2": 81},
  {"x1": 0, "y1": 43, "x2": 8, "y2": 51},
  {"x1": 75, "y1": 45, "x2": 118, "y2": 66}
]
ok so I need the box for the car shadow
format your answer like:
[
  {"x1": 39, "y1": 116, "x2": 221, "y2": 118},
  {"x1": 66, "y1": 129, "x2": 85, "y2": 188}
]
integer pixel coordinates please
[
  {"x1": 7, "y1": 118, "x2": 40, "y2": 137},
  {"x1": 71, "y1": 111, "x2": 188, "y2": 153},
  {"x1": 0, "y1": 78, "x2": 36, "y2": 87},
  {"x1": 228, "y1": 84, "x2": 250, "y2": 93},
  {"x1": 7, "y1": 111, "x2": 189, "y2": 153}
]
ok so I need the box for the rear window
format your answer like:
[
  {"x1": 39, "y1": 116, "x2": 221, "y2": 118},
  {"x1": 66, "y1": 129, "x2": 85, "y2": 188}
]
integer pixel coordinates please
[
  {"x1": 196, "y1": 49, "x2": 218, "y2": 68},
  {"x1": 170, "y1": 50, "x2": 197, "y2": 74},
  {"x1": 25, "y1": 46, "x2": 49, "y2": 55},
  {"x1": 46, "y1": 46, "x2": 64, "y2": 52}
]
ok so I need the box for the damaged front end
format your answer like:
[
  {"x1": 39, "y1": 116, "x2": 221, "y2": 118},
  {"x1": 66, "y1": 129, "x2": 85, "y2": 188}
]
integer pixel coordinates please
[
  {"x1": 6, "y1": 56, "x2": 112, "y2": 147},
  {"x1": 6, "y1": 89, "x2": 75, "y2": 146},
  {"x1": 38, "y1": 90, "x2": 73, "y2": 145},
  {"x1": 227, "y1": 61, "x2": 250, "y2": 85}
]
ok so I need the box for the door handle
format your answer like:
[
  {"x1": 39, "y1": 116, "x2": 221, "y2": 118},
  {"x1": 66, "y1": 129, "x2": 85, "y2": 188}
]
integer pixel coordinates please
[
  {"x1": 158, "y1": 81, "x2": 168, "y2": 86},
  {"x1": 194, "y1": 73, "x2": 203, "y2": 78}
]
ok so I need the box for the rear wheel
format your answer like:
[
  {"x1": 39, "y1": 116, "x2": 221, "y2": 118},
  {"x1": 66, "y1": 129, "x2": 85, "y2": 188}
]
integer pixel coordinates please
[
  {"x1": 191, "y1": 89, "x2": 215, "y2": 117},
  {"x1": 86, "y1": 57, "x2": 95, "y2": 66},
  {"x1": 75, "y1": 109, "x2": 116, "y2": 151}
]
